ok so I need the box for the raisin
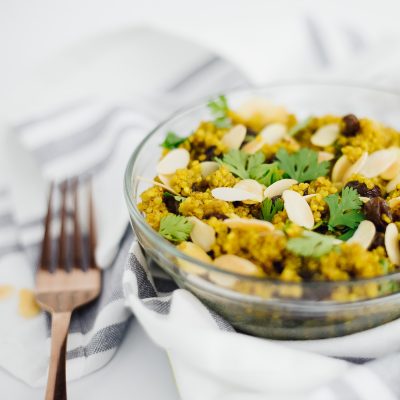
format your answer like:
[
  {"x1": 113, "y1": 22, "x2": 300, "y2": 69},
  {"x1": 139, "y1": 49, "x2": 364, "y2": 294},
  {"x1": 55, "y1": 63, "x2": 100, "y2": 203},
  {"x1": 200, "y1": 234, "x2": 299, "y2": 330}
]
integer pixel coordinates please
[
  {"x1": 342, "y1": 114, "x2": 360, "y2": 137},
  {"x1": 163, "y1": 195, "x2": 180, "y2": 214},
  {"x1": 369, "y1": 232, "x2": 385, "y2": 250},
  {"x1": 204, "y1": 146, "x2": 217, "y2": 161},
  {"x1": 345, "y1": 181, "x2": 381, "y2": 198},
  {"x1": 191, "y1": 181, "x2": 208, "y2": 192},
  {"x1": 392, "y1": 208, "x2": 400, "y2": 222},
  {"x1": 363, "y1": 197, "x2": 392, "y2": 232}
]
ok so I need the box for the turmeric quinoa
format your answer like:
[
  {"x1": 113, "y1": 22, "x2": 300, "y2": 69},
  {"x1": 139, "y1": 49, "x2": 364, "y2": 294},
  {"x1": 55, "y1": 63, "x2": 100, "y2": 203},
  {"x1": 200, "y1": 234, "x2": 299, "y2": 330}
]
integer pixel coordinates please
[{"x1": 138, "y1": 96, "x2": 400, "y2": 283}]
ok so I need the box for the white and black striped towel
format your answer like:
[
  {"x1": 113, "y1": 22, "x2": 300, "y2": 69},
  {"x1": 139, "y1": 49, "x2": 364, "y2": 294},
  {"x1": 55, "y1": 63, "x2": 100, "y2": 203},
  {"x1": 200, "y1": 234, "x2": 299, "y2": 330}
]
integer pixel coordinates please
[{"x1": 3, "y1": 22, "x2": 400, "y2": 400}]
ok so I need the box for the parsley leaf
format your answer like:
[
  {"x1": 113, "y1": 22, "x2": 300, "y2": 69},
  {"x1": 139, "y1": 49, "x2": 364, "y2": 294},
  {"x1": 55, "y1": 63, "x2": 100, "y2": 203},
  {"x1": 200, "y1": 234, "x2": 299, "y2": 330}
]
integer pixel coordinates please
[
  {"x1": 261, "y1": 197, "x2": 284, "y2": 222},
  {"x1": 159, "y1": 214, "x2": 193, "y2": 242},
  {"x1": 216, "y1": 149, "x2": 249, "y2": 179},
  {"x1": 276, "y1": 148, "x2": 330, "y2": 182},
  {"x1": 287, "y1": 231, "x2": 339, "y2": 257},
  {"x1": 249, "y1": 162, "x2": 283, "y2": 186},
  {"x1": 161, "y1": 132, "x2": 186, "y2": 149},
  {"x1": 325, "y1": 187, "x2": 364, "y2": 230},
  {"x1": 207, "y1": 95, "x2": 232, "y2": 128},
  {"x1": 287, "y1": 117, "x2": 312, "y2": 137}
]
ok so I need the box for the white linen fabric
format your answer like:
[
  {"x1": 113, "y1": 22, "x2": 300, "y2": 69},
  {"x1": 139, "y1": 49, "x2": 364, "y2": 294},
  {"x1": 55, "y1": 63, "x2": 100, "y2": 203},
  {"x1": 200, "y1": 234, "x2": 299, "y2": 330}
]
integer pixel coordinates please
[{"x1": 2, "y1": 18, "x2": 400, "y2": 400}]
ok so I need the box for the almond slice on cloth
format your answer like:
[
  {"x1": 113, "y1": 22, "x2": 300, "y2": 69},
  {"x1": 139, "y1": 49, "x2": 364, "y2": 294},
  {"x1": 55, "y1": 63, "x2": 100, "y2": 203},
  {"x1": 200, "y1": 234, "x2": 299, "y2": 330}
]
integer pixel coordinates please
[
  {"x1": 388, "y1": 196, "x2": 400, "y2": 208},
  {"x1": 177, "y1": 241, "x2": 211, "y2": 275},
  {"x1": 318, "y1": 151, "x2": 335, "y2": 162},
  {"x1": 260, "y1": 123, "x2": 287, "y2": 145},
  {"x1": 187, "y1": 217, "x2": 216, "y2": 252},
  {"x1": 156, "y1": 148, "x2": 190, "y2": 175},
  {"x1": 359, "y1": 149, "x2": 398, "y2": 178},
  {"x1": 213, "y1": 255, "x2": 266, "y2": 277},
  {"x1": 347, "y1": 220, "x2": 376, "y2": 249},
  {"x1": 282, "y1": 190, "x2": 314, "y2": 229},
  {"x1": 221, "y1": 124, "x2": 247, "y2": 150},
  {"x1": 241, "y1": 137, "x2": 265, "y2": 154},
  {"x1": 264, "y1": 179, "x2": 298, "y2": 198},
  {"x1": 311, "y1": 123, "x2": 340, "y2": 147},
  {"x1": 200, "y1": 161, "x2": 219, "y2": 178},
  {"x1": 381, "y1": 149, "x2": 400, "y2": 180},
  {"x1": 211, "y1": 187, "x2": 261, "y2": 202},
  {"x1": 234, "y1": 179, "x2": 265, "y2": 203},
  {"x1": 342, "y1": 152, "x2": 368, "y2": 182},
  {"x1": 331, "y1": 155, "x2": 352, "y2": 183},
  {"x1": 385, "y1": 223, "x2": 400, "y2": 266},
  {"x1": 224, "y1": 218, "x2": 275, "y2": 232},
  {"x1": 386, "y1": 173, "x2": 400, "y2": 193},
  {"x1": 136, "y1": 176, "x2": 179, "y2": 195}
]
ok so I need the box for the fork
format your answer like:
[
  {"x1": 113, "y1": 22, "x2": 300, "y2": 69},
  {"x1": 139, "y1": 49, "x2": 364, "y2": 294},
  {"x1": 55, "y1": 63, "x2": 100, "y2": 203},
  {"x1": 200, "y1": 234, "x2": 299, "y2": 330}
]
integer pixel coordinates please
[{"x1": 35, "y1": 180, "x2": 101, "y2": 400}]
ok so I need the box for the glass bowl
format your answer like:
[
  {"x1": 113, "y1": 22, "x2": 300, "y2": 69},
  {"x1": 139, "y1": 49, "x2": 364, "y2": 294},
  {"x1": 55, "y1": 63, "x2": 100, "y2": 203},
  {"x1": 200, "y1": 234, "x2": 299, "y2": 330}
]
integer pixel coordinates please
[{"x1": 124, "y1": 83, "x2": 400, "y2": 340}]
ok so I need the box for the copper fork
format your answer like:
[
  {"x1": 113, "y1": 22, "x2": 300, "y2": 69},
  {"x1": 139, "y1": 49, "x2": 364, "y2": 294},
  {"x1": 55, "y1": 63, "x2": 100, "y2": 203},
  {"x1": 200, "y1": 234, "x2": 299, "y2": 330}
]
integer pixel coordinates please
[{"x1": 35, "y1": 180, "x2": 101, "y2": 400}]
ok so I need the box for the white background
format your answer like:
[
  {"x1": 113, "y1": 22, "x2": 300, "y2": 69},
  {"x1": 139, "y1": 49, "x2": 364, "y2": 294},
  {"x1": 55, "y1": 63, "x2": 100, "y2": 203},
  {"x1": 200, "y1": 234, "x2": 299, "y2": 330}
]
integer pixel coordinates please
[{"x1": 1, "y1": 0, "x2": 400, "y2": 399}]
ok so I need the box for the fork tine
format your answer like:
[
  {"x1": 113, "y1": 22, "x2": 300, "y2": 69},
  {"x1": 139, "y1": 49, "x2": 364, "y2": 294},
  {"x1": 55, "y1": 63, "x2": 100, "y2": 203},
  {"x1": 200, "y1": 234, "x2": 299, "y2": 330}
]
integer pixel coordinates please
[
  {"x1": 72, "y1": 179, "x2": 83, "y2": 269},
  {"x1": 39, "y1": 182, "x2": 54, "y2": 270},
  {"x1": 88, "y1": 179, "x2": 97, "y2": 269},
  {"x1": 58, "y1": 181, "x2": 68, "y2": 271}
]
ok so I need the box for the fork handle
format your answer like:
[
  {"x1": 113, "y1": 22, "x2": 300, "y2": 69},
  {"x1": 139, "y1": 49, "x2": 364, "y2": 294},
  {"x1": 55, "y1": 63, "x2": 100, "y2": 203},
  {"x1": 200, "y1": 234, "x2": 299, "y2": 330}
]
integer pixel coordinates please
[{"x1": 45, "y1": 311, "x2": 72, "y2": 400}]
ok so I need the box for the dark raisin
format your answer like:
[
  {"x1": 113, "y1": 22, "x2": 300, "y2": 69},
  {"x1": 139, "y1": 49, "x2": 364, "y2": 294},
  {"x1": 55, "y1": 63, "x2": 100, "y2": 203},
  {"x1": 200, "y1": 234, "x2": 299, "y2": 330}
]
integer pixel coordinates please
[
  {"x1": 369, "y1": 232, "x2": 385, "y2": 250},
  {"x1": 232, "y1": 201, "x2": 242, "y2": 207},
  {"x1": 206, "y1": 213, "x2": 227, "y2": 220},
  {"x1": 345, "y1": 181, "x2": 381, "y2": 198},
  {"x1": 392, "y1": 208, "x2": 400, "y2": 222},
  {"x1": 204, "y1": 146, "x2": 217, "y2": 161},
  {"x1": 363, "y1": 197, "x2": 392, "y2": 232},
  {"x1": 342, "y1": 114, "x2": 360, "y2": 137},
  {"x1": 274, "y1": 261, "x2": 284, "y2": 274},
  {"x1": 163, "y1": 195, "x2": 180, "y2": 214},
  {"x1": 191, "y1": 181, "x2": 208, "y2": 192},
  {"x1": 298, "y1": 267, "x2": 314, "y2": 280},
  {"x1": 242, "y1": 127, "x2": 258, "y2": 145}
]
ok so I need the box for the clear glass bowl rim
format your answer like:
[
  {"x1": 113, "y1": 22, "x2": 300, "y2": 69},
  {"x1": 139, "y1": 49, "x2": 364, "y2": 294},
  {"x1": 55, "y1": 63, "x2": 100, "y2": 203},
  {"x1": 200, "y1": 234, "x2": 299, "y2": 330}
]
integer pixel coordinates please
[{"x1": 124, "y1": 81, "x2": 400, "y2": 290}]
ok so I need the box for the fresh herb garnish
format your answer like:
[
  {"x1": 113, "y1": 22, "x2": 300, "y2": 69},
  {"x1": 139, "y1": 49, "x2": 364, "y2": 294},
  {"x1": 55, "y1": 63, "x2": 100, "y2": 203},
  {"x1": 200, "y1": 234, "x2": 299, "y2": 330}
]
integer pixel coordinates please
[
  {"x1": 207, "y1": 95, "x2": 232, "y2": 128},
  {"x1": 287, "y1": 231, "x2": 339, "y2": 257},
  {"x1": 159, "y1": 214, "x2": 193, "y2": 242},
  {"x1": 261, "y1": 197, "x2": 284, "y2": 222},
  {"x1": 161, "y1": 132, "x2": 187, "y2": 149},
  {"x1": 337, "y1": 228, "x2": 356, "y2": 241},
  {"x1": 276, "y1": 148, "x2": 330, "y2": 182},
  {"x1": 216, "y1": 149, "x2": 283, "y2": 185},
  {"x1": 325, "y1": 187, "x2": 364, "y2": 230},
  {"x1": 287, "y1": 117, "x2": 312, "y2": 137},
  {"x1": 163, "y1": 192, "x2": 186, "y2": 202}
]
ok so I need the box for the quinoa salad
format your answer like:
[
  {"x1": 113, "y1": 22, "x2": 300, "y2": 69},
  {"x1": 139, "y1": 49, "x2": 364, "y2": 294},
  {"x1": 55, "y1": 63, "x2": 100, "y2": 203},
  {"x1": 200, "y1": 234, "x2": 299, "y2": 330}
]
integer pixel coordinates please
[{"x1": 137, "y1": 95, "x2": 400, "y2": 284}]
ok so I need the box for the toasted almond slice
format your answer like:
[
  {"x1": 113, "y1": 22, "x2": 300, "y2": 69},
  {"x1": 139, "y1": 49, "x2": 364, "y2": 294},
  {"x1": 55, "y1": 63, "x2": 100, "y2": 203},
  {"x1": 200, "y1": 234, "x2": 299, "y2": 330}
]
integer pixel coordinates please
[
  {"x1": 136, "y1": 176, "x2": 179, "y2": 195},
  {"x1": 386, "y1": 173, "x2": 400, "y2": 193},
  {"x1": 241, "y1": 137, "x2": 265, "y2": 154},
  {"x1": 311, "y1": 123, "x2": 340, "y2": 147},
  {"x1": 177, "y1": 241, "x2": 211, "y2": 275},
  {"x1": 359, "y1": 149, "x2": 398, "y2": 178},
  {"x1": 213, "y1": 255, "x2": 266, "y2": 277},
  {"x1": 260, "y1": 123, "x2": 287, "y2": 145},
  {"x1": 187, "y1": 217, "x2": 216, "y2": 252},
  {"x1": 385, "y1": 223, "x2": 400, "y2": 266},
  {"x1": 331, "y1": 155, "x2": 352, "y2": 182},
  {"x1": 359, "y1": 196, "x2": 370, "y2": 204},
  {"x1": 200, "y1": 161, "x2": 219, "y2": 178},
  {"x1": 236, "y1": 98, "x2": 288, "y2": 125},
  {"x1": 221, "y1": 124, "x2": 247, "y2": 150},
  {"x1": 347, "y1": 220, "x2": 376, "y2": 249},
  {"x1": 234, "y1": 179, "x2": 265, "y2": 203},
  {"x1": 388, "y1": 196, "x2": 400, "y2": 208},
  {"x1": 264, "y1": 179, "x2": 298, "y2": 198},
  {"x1": 381, "y1": 149, "x2": 400, "y2": 180},
  {"x1": 158, "y1": 174, "x2": 172, "y2": 186},
  {"x1": 211, "y1": 187, "x2": 261, "y2": 202},
  {"x1": 342, "y1": 152, "x2": 368, "y2": 182},
  {"x1": 156, "y1": 148, "x2": 190, "y2": 175},
  {"x1": 224, "y1": 218, "x2": 275, "y2": 232},
  {"x1": 304, "y1": 194, "x2": 317, "y2": 202},
  {"x1": 282, "y1": 190, "x2": 314, "y2": 229},
  {"x1": 318, "y1": 151, "x2": 335, "y2": 162}
]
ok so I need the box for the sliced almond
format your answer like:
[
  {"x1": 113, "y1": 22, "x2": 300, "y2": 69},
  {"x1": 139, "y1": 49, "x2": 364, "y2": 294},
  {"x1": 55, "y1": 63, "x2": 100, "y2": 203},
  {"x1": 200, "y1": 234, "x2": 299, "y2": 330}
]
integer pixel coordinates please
[
  {"x1": 211, "y1": 187, "x2": 261, "y2": 202},
  {"x1": 385, "y1": 223, "x2": 400, "y2": 266},
  {"x1": 282, "y1": 190, "x2": 314, "y2": 229},
  {"x1": 236, "y1": 98, "x2": 288, "y2": 125},
  {"x1": 241, "y1": 137, "x2": 265, "y2": 154},
  {"x1": 200, "y1": 161, "x2": 219, "y2": 178},
  {"x1": 331, "y1": 155, "x2": 352, "y2": 182},
  {"x1": 342, "y1": 152, "x2": 368, "y2": 182},
  {"x1": 136, "y1": 176, "x2": 179, "y2": 195},
  {"x1": 213, "y1": 255, "x2": 266, "y2": 277},
  {"x1": 388, "y1": 196, "x2": 400, "y2": 208},
  {"x1": 234, "y1": 179, "x2": 265, "y2": 203},
  {"x1": 264, "y1": 179, "x2": 298, "y2": 198},
  {"x1": 311, "y1": 123, "x2": 340, "y2": 147},
  {"x1": 381, "y1": 149, "x2": 400, "y2": 180},
  {"x1": 318, "y1": 151, "x2": 335, "y2": 162},
  {"x1": 260, "y1": 123, "x2": 287, "y2": 145},
  {"x1": 187, "y1": 217, "x2": 216, "y2": 252},
  {"x1": 221, "y1": 124, "x2": 247, "y2": 150},
  {"x1": 158, "y1": 174, "x2": 172, "y2": 186},
  {"x1": 359, "y1": 196, "x2": 370, "y2": 204},
  {"x1": 304, "y1": 194, "x2": 317, "y2": 202},
  {"x1": 359, "y1": 149, "x2": 398, "y2": 178},
  {"x1": 177, "y1": 241, "x2": 211, "y2": 275},
  {"x1": 386, "y1": 173, "x2": 400, "y2": 193},
  {"x1": 156, "y1": 148, "x2": 190, "y2": 175},
  {"x1": 224, "y1": 218, "x2": 275, "y2": 232},
  {"x1": 347, "y1": 220, "x2": 376, "y2": 249}
]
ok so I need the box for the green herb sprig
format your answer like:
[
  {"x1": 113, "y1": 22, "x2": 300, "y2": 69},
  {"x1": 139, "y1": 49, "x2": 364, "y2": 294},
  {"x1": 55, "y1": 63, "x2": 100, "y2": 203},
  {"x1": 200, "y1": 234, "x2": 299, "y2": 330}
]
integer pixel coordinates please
[
  {"x1": 161, "y1": 132, "x2": 187, "y2": 149},
  {"x1": 261, "y1": 198, "x2": 284, "y2": 222},
  {"x1": 159, "y1": 214, "x2": 193, "y2": 242},
  {"x1": 287, "y1": 231, "x2": 339, "y2": 257},
  {"x1": 207, "y1": 95, "x2": 232, "y2": 128}
]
